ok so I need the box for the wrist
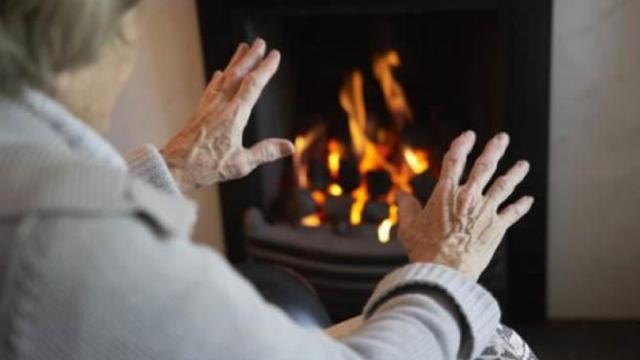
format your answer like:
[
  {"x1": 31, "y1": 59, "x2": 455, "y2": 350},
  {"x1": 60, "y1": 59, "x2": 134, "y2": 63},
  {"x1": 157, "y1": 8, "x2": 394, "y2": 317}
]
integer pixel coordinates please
[{"x1": 160, "y1": 149, "x2": 195, "y2": 193}]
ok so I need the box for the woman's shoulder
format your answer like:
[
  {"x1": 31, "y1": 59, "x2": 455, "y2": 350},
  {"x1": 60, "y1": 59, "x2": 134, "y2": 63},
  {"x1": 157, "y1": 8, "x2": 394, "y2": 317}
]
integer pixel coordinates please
[{"x1": 0, "y1": 140, "x2": 197, "y2": 238}]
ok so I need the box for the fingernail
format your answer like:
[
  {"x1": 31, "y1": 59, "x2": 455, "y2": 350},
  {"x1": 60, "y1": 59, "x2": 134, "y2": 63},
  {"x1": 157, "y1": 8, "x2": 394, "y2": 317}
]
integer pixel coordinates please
[
  {"x1": 462, "y1": 130, "x2": 474, "y2": 138},
  {"x1": 496, "y1": 132, "x2": 508, "y2": 142},
  {"x1": 237, "y1": 42, "x2": 249, "y2": 50},
  {"x1": 518, "y1": 160, "x2": 530, "y2": 168},
  {"x1": 527, "y1": 196, "x2": 535, "y2": 204},
  {"x1": 268, "y1": 49, "x2": 281, "y2": 59},
  {"x1": 253, "y1": 38, "x2": 266, "y2": 48}
]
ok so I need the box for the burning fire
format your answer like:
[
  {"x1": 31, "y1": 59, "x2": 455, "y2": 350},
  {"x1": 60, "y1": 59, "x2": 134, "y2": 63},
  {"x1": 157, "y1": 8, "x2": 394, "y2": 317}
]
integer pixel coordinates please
[
  {"x1": 295, "y1": 50, "x2": 430, "y2": 243},
  {"x1": 373, "y1": 50, "x2": 414, "y2": 128}
]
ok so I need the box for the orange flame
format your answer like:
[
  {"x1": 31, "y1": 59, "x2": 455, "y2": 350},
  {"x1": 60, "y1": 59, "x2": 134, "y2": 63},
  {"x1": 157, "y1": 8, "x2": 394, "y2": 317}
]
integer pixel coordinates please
[
  {"x1": 295, "y1": 49, "x2": 430, "y2": 242},
  {"x1": 403, "y1": 147, "x2": 430, "y2": 174},
  {"x1": 327, "y1": 139, "x2": 342, "y2": 179},
  {"x1": 339, "y1": 70, "x2": 367, "y2": 157},
  {"x1": 294, "y1": 126, "x2": 322, "y2": 188},
  {"x1": 349, "y1": 185, "x2": 368, "y2": 225},
  {"x1": 373, "y1": 50, "x2": 413, "y2": 128},
  {"x1": 339, "y1": 70, "x2": 398, "y2": 176}
]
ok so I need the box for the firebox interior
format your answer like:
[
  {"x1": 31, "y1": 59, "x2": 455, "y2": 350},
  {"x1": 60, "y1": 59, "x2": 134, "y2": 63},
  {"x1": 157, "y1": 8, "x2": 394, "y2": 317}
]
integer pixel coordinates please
[{"x1": 196, "y1": 0, "x2": 551, "y2": 323}]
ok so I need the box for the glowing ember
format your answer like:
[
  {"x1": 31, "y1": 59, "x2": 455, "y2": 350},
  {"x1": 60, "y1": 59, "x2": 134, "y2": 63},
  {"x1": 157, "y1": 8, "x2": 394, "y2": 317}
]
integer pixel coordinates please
[
  {"x1": 377, "y1": 219, "x2": 393, "y2": 243},
  {"x1": 301, "y1": 213, "x2": 322, "y2": 227},
  {"x1": 311, "y1": 190, "x2": 326, "y2": 205},
  {"x1": 328, "y1": 183, "x2": 343, "y2": 197},
  {"x1": 377, "y1": 205, "x2": 399, "y2": 243}
]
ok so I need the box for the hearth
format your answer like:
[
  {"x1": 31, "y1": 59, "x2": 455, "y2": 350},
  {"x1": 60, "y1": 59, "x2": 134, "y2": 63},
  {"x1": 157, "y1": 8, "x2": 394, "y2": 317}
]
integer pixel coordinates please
[{"x1": 196, "y1": 0, "x2": 551, "y2": 322}]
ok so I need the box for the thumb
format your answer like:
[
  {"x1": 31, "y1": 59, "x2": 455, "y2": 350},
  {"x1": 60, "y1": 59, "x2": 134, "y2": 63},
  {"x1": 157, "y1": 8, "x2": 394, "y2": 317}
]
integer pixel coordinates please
[
  {"x1": 245, "y1": 138, "x2": 295, "y2": 168},
  {"x1": 397, "y1": 191, "x2": 421, "y2": 236}
]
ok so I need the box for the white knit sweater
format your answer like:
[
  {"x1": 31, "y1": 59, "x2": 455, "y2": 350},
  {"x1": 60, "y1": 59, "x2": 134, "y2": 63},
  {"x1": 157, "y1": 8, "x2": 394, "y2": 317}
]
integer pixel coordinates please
[{"x1": 0, "y1": 90, "x2": 501, "y2": 360}]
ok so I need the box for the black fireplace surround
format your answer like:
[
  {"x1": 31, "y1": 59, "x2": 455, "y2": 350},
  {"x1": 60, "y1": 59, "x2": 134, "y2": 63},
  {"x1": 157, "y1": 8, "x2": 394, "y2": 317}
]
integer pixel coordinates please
[{"x1": 196, "y1": 0, "x2": 551, "y2": 323}]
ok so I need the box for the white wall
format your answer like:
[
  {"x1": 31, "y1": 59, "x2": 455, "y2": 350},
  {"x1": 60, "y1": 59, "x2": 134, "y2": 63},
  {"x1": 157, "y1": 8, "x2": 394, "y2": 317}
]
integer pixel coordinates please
[
  {"x1": 108, "y1": 0, "x2": 226, "y2": 252},
  {"x1": 549, "y1": 0, "x2": 640, "y2": 318}
]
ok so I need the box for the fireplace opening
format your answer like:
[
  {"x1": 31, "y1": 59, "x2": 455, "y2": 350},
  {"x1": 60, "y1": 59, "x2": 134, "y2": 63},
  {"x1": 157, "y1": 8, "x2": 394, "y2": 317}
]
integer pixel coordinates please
[{"x1": 197, "y1": 0, "x2": 551, "y2": 323}]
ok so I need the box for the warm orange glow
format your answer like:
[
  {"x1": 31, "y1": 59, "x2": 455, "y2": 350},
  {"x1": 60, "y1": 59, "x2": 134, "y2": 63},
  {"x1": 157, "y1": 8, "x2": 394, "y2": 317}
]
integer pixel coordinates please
[
  {"x1": 349, "y1": 185, "x2": 368, "y2": 225},
  {"x1": 403, "y1": 147, "x2": 430, "y2": 174},
  {"x1": 301, "y1": 213, "x2": 322, "y2": 227},
  {"x1": 293, "y1": 126, "x2": 322, "y2": 188},
  {"x1": 373, "y1": 50, "x2": 413, "y2": 129},
  {"x1": 339, "y1": 71, "x2": 397, "y2": 176},
  {"x1": 328, "y1": 183, "x2": 343, "y2": 197},
  {"x1": 292, "y1": 49, "x2": 432, "y2": 239},
  {"x1": 339, "y1": 70, "x2": 367, "y2": 157},
  {"x1": 377, "y1": 205, "x2": 399, "y2": 243},
  {"x1": 311, "y1": 190, "x2": 326, "y2": 205},
  {"x1": 327, "y1": 139, "x2": 342, "y2": 179}
]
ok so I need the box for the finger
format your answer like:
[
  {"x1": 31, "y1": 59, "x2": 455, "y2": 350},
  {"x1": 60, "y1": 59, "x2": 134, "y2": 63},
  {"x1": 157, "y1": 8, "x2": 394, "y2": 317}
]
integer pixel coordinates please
[
  {"x1": 207, "y1": 43, "x2": 249, "y2": 95},
  {"x1": 439, "y1": 130, "x2": 476, "y2": 185},
  {"x1": 465, "y1": 133, "x2": 510, "y2": 193},
  {"x1": 244, "y1": 138, "x2": 295, "y2": 169},
  {"x1": 397, "y1": 191, "x2": 422, "y2": 237},
  {"x1": 499, "y1": 196, "x2": 534, "y2": 227},
  {"x1": 485, "y1": 160, "x2": 530, "y2": 206},
  {"x1": 203, "y1": 70, "x2": 224, "y2": 102},
  {"x1": 233, "y1": 50, "x2": 281, "y2": 112},
  {"x1": 221, "y1": 38, "x2": 267, "y2": 95},
  {"x1": 224, "y1": 42, "x2": 250, "y2": 72}
]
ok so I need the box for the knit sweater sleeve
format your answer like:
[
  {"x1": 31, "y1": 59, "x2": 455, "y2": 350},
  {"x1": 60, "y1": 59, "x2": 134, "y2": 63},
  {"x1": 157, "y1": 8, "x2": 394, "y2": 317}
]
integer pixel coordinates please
[
  {"x1": 116, "y1": 146, "x2": 499, "y2": 358},
  {"x1": 29, "y1": 213, "x2": 499, "y2": 360},
  {"x1": 126, "y1": 144, "x2": 181, "y2": 195}
]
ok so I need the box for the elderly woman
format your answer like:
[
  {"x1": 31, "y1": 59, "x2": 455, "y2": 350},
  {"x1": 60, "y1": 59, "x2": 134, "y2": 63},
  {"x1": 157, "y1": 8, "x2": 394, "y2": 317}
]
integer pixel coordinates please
[{"x1": 0, "y1": 1, "x2": 537, "y2": 359}]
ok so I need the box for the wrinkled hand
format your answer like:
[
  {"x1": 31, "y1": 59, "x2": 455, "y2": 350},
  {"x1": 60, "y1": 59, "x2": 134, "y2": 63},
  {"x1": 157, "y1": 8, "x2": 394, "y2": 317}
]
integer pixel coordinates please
[
  {"x1": 161, "y1": 39, "x2": 294, "y2": 192},
  {"x1": 397, "y1": 131, "x2": 534, "y2": 280}
]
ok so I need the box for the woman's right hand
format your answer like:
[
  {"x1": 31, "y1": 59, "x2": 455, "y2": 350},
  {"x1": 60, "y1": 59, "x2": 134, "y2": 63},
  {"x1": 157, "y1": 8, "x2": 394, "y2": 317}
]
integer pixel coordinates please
[{"x1": 397, "y1": 131, "x2": 534, "y2": 280}]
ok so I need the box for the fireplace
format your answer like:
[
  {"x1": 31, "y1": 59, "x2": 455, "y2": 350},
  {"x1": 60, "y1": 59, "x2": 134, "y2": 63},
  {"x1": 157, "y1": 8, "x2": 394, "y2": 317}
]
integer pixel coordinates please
[{"x1": 196, "y1": 0, "x2": 551, "y2": 322}]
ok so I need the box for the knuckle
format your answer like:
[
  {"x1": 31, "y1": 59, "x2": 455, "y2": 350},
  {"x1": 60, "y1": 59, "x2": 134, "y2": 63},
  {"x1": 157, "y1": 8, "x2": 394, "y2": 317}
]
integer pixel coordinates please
[
  {"x1": 459, "y1": 187, "x2": 473, "y2": 201},
  {"x1": 495, "y1": 176, "x2": 511, "y2": 192},
  {"x1": 230, "y1": 68, "x2": 243, "y2": 80},
  {"x1": 475, "y1": 160, "x2": 495, "y2": 176},
  {"x1": 244, "y1": 73, "x2": 259, "y2": 89},
  {"x1": 445, "y1": 155, "x2": 461, "y2": 167},
  {"x1": 512, "y1": 204, "x2": 524, "y2": 217}
]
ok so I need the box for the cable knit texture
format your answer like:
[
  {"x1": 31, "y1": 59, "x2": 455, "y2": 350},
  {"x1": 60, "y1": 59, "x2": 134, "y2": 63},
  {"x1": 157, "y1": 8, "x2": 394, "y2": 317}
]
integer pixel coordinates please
[
  {"x1": 0, "y1": 90, "x2": 500, "y2": 359},
  {"x1": 127, "y1": 144, "x2": 181, "y2": 196},
  {"x1": 364, "y1": 263, "x2": 500, "y2": 359}
]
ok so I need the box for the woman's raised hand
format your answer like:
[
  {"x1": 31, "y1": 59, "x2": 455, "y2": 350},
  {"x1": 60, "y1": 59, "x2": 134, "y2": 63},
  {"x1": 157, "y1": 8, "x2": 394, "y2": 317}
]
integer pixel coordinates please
[
  {"x1": 397, "y1": 131, "x2": 534, "y2": 280},
  {"x1": 161, "y1": 39, "x2": 294, "y2": 192}
]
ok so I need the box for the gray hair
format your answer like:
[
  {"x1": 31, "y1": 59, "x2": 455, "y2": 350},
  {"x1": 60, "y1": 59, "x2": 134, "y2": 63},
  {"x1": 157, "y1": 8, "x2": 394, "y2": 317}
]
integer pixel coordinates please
[{"x1": 0, "y1": 0, "x2": 140, "y2": 97}]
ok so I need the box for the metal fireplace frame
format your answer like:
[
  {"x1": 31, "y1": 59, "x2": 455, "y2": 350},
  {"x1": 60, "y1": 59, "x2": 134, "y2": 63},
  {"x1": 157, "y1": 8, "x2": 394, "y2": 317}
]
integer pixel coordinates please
[{"x1": 195, "y1": 0, "x2": 551, "y2": 322}]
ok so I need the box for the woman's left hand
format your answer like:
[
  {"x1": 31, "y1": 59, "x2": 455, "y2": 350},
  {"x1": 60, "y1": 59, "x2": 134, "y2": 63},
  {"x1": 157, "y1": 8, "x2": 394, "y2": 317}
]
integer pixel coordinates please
[{"x1": 161, "y1": 39, "x2": 294, "y2": 192}]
